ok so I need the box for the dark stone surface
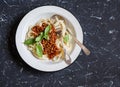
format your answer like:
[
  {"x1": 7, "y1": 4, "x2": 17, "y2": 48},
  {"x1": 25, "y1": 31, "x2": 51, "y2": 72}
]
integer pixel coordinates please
[{"x1": 0, "y1": 0, "x2": 120, "y2": 87}]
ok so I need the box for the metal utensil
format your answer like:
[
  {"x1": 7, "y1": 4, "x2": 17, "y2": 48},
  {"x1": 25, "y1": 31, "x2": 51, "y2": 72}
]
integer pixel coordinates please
[
  {"x1": 67, "y1": 29, "x2": 90, "y2": 55},
  {"x1": 55, "y1": 29, "x2": 72, "y2": 65},
  {"x1": 63, "y1": 48, "x2": 71, "y2": 65},
  {"x1": 52, "y1": 19, "x2": 72, "y2": 64},
  {"x1": 51, "y1": 14, "x2": 91, "y2": 55}
]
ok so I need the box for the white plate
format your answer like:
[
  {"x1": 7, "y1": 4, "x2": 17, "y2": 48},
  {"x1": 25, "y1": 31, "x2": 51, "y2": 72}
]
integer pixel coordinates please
[{"x1": 15, "y1": 6, "x2": 83, "y2": 72}]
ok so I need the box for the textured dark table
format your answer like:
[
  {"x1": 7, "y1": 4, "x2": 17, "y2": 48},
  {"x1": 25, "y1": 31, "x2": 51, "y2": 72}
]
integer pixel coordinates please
[{"x1": 0, "y1": 0, "x2": 120, "y2": 87}]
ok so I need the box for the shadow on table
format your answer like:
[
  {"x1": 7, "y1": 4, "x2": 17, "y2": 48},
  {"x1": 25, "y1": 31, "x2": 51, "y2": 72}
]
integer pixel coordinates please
[{"x1": 7, "y1": 14, "x2": 47, "y2": 74}]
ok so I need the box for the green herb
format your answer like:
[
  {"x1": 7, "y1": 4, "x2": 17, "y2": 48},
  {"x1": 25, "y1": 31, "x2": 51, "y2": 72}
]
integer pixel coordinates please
[
  {"x1": 63, "y1": 34, "x2": 69, "y2": 44},
  {"x1": 35, "y1": 32, "x2": 43, "y2": 42},
  {"x1": 36, "y1": 43, "x2": 43, "y2": 57},
  {"x1": 24, "y1": 38, "x2": 35, "y2": 45},
  {"x1": 44, "y1": 25, "x2": 50, "y2": 35},
  {"x1": 43, "y1": 35, "x2": 49, "y2": 40},
  {"x1": 43, "y1": 25, "x2": 50, "y2": 40}
]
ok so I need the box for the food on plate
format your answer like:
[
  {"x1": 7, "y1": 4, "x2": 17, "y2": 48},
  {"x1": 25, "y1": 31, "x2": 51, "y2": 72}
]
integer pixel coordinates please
[{"x1": 24, "y1": 15, "x2": 74, "y2": 61}]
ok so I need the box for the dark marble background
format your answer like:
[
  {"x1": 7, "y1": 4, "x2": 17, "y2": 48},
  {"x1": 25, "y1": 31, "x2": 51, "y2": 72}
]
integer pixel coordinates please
[{"x1": 0, "y1": 0, "x2": 120, "y2": 87}]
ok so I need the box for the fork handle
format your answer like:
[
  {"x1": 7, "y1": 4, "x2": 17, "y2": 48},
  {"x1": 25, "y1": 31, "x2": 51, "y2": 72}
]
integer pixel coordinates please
[{"x1": 72, "y1": 36, "x2": 90, "y2": 55}]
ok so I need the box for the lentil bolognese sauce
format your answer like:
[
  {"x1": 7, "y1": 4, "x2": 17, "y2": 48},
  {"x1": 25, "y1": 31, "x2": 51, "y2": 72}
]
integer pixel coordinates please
[
  {"x1": 41, "y1": 24, "x2": 61, "y2": 59},
  {"x1": 31, "y1": 23, "x2": 60, "y2": 59}
]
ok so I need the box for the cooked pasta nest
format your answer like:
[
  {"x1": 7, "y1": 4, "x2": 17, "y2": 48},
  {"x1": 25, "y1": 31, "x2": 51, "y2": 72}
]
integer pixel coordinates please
[{"x1": 24, "y1": 15, "x2": 74, "y2": 62}]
